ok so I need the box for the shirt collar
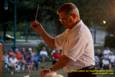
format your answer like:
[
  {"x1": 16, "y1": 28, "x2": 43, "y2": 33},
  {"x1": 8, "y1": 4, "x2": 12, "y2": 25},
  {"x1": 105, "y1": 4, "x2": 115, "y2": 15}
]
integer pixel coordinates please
[{"x1": 69, "y1": 20, "x2": 83, "y2": 32}]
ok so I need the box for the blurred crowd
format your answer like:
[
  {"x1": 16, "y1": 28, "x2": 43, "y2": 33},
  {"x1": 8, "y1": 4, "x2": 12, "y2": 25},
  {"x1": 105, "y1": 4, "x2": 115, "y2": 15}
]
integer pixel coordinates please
[
  {"x1": 4, "y1": 47, "x2": 39, "y2": 74},
  {"x1": 3, "y1": 46, "x2": 61, "y2": 75},
  {"x1": 95, "y1": 47, "x2": 115, "y2": 70},
  {"x1": 3, "y1": 46, "x2": 115, "y2": 75}
]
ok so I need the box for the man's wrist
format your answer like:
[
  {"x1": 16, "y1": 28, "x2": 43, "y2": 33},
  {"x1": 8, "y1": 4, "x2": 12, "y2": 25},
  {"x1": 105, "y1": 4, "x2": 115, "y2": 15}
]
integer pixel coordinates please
[{"x1": 39, "y1": 31, "x2": 44, "y2": 35}]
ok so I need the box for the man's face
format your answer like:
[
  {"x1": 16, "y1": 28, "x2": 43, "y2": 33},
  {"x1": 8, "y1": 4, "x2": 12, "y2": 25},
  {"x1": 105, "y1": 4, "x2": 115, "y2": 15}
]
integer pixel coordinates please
[{"x1": 58, "y1": 12, "x2": 73, "y2": 28}]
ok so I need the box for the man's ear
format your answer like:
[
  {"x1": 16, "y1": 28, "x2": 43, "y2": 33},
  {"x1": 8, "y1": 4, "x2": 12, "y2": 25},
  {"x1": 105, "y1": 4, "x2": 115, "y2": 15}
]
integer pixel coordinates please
[
  {"x1": 71, "y1": 12, "x2": 80, "y2": 21},
  {"x1": 71, "y1": 12, "x2": 77, "y2": 19}
]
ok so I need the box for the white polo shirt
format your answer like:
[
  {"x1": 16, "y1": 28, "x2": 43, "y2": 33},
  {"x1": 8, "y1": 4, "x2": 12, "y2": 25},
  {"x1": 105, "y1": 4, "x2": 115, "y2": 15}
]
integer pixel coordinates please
[
  {"x1": 9, "y1": 57, "x2": 18, "y2": 66},
  {"x1": 40, "y1": 50, "x2": 48, "y2": 56},
  {"x1": 55, "y1": 20, "x2": 95, "y2": 71}
]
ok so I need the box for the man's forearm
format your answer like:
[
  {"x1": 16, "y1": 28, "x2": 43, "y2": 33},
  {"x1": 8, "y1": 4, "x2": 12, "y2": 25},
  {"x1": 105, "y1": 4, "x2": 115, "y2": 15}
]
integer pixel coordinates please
[
  {"x1": 50, "y1": 55, "x2": 71, "y2": 71},
  {"x1": 39, "y1": 30, "x2": 55, "y2": 49},
  {"x1": 32, "y1": 21, "x2": 55, "y2": 49}
]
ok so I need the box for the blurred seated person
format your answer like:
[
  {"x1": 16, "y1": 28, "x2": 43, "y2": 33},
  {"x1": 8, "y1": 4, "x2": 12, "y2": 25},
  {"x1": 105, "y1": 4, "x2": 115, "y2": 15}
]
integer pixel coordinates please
[
  {"x1": 52, "y1": 50, "x2": 61, "y2": 64},
  {"x1": 102, "y1": 57, "x2": 112, "y2": 70},
  {"x1": 15, "y1": 48, "x2": 23, "y2": 61},
  {"x1": 4, "y1": 53, "x2": 10, "y2": 71},
  {"x1": 25, "y1": 52, "x2": 33, "y2": 73},
  {"x1": 39, "y1": 47, "x2": 49, "y2": 62},
  {"x1": 32, "y1": 52, "x2": 41, "y2": 70},
  {"x1": 103, "y1": 47, "x2": 111, "y2": 58},
  {"x1": 8, "y1": 55, "x2": 18, "y2": 74},
  {"x1": 109, "y1": 52, "x2": 115, "y2": 67}
]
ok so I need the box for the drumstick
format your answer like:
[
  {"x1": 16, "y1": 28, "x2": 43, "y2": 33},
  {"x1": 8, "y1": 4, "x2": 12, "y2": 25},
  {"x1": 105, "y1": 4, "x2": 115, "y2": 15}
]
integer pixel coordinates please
[{"x1": 35, "y1": 4, "x2": 39, "y2": 20}]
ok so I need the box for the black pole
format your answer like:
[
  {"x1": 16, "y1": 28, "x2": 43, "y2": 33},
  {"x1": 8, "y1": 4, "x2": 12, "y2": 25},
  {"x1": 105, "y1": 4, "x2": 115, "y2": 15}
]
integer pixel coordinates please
[
  {"x1": 94, "y1": 26, "x2": 96, "y2": 44},
  {"x1": 3, "y1": 0, "x2": 8, "y2": 42},
  {"x1": 13, "y1": 0, "x2": 17, "y2": 51}
]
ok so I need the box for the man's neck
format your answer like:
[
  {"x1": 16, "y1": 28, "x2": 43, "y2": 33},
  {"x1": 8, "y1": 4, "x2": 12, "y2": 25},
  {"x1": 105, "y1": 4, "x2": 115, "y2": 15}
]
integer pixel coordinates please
[{"x1": 69, "y1": 20, "x2": 80, "y2": 29}]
